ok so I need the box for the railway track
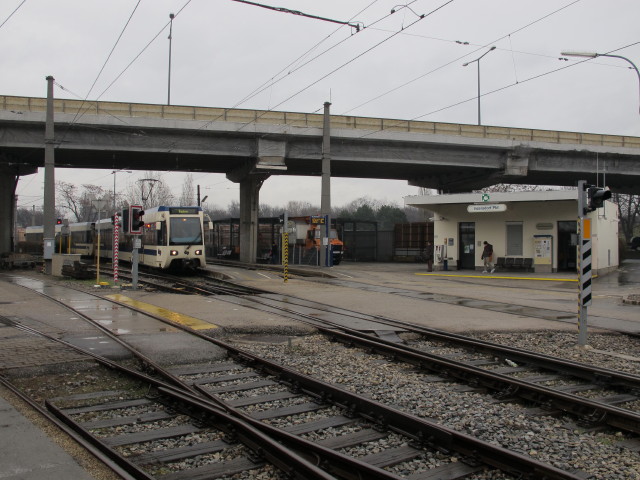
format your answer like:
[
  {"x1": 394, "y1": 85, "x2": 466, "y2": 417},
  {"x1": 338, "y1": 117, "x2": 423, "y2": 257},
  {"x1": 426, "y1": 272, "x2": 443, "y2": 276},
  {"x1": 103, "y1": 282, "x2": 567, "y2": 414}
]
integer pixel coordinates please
[
  {"x1": 0, "y1": 317, "x2": 583, "y2": 480},
  {"x1": 116, "y1": 270, "x2": 640, "y2": 437},
  {"x1": 216, "y1": 291, "x2": 640, "y2": 436},
  {"x1": 0, "y1": 319, "x2": 332, "y2": 480},
  {"x1": 95, "y1": 265, "x2": 266, "y2": 296},
  {"x1": 1, "y1": 277, "x2": 594, "y2": 479}
]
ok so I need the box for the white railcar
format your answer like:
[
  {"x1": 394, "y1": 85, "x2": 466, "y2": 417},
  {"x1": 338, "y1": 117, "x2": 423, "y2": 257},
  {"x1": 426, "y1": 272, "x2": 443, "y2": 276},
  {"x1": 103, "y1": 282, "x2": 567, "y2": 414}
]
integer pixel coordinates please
[{"x1": 26, "y1": 206, "x2": 207, "y2": 272}]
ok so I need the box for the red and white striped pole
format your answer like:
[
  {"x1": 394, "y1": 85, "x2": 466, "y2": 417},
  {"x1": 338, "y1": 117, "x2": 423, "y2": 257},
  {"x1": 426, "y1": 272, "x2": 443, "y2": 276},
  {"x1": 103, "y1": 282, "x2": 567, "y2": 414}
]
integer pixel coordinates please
[{"x1": 113, "y1": 212, "x2": 119, "y2": 284}]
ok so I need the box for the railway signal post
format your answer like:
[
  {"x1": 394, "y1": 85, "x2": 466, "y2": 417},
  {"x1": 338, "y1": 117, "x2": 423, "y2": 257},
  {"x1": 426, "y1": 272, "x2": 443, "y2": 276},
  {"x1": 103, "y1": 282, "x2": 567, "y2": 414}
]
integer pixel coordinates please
[
  {"x1": 113, "y1": 212, "x2": 119, "y2": 284},
  {"x1": 576, "y1": 180, "x2": 612, "y2": 346},
  {"x1": 577, "y1": 180, "x2": 590, "y2": 346},
  {"x1": 129, "y1": 205, "x2": 143, "y2": 290}
]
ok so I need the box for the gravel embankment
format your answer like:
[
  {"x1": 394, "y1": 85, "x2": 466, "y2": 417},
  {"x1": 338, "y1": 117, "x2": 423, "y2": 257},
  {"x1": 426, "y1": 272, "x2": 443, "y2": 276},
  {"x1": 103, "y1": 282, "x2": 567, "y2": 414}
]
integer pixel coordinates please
[{"x1": 230, "y1": 331, "x2": 640, "y2": 480}]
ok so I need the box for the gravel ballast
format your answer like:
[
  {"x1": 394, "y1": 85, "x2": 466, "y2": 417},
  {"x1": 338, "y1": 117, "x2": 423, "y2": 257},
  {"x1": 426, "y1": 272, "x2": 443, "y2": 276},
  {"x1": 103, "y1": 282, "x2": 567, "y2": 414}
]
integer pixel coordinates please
[{"x1": 230, "y1": 331, "x2": 640, "y2": 480}]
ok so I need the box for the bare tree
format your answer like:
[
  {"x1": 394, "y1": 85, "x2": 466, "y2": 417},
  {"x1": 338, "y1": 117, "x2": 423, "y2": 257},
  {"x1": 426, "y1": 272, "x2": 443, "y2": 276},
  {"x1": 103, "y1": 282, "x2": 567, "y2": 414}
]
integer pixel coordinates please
[
  {"x1": 259, "y1": 204, "x2": 280, "y2": 217},
  {"x1": 285, "y1": 200, "x2": 317, "y2": 216},
  {"x1": 16, "y1": 207, "x2": 42, "y2": 227},
  {"x1": 614, "y1": 193, "x2": 640, "y2": 243},
  {"x1": 204, "y1": 205, "x2": 229, "y2": 221},
  {"x1": 179, "y1": 173, "x2": 195, "y2": 206},
  {"x1": 227, "y1": 200, "x2": 241, "y2": 218},
  {"x1": 474, "y1": 184, "x2": 551, "y2": 193},
  {"x1": 404, "y1": 205, "x2": 428, "y2": 223},
  {"x1": 56, "y1": 181, "x2": 108, "y2": 221}
]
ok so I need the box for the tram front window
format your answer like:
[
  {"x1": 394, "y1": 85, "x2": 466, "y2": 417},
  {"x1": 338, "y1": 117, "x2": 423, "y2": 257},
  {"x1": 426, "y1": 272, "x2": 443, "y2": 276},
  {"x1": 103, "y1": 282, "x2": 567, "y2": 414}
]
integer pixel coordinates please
[{"x1": 170, "y1": 217, "x2": 202, "y2": 245}]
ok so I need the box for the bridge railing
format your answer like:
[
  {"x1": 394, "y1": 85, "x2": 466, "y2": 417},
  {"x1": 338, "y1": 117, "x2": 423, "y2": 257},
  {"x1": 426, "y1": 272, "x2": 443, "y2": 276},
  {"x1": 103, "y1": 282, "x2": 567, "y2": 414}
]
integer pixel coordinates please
[{"x1": 2, "y1": 95, "x2": 639, "y2": 149}]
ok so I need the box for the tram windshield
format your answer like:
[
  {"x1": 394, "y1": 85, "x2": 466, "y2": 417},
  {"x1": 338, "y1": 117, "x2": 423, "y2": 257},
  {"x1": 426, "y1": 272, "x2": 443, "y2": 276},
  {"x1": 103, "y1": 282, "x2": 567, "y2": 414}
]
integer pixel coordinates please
[{"x1": 169, "y1": 217, "x2": 203, "y2": 245}]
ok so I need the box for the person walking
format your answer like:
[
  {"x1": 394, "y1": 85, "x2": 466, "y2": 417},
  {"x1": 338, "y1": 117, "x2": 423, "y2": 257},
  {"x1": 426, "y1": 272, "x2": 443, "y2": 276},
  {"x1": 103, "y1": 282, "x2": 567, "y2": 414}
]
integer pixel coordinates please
[
  {"x1": 270, "y1": 241, "x2": 279, "y2": 264},
  {"x1": 481, "y1": 241, "x2": 495, "y2": 273},
  {"x1": 425, "y1": 241, "x2": 434, "y2": 272}
]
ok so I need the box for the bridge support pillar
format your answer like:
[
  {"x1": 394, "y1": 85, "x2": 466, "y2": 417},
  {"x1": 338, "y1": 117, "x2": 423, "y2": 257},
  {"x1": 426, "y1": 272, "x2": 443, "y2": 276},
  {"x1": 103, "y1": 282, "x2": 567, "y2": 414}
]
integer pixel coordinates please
[
  {"x1": 239, "y1": 175, "x2": 268, "y2": 264},
  {"x1": 504, "y1": 147, "x2": 530, "y2": 177},
  {"x1": 0, "y1": 172, "x2": 17, "y2": 253},
  {"x1": 230, "y1": 138, "x2": 287, "y2": 264}
]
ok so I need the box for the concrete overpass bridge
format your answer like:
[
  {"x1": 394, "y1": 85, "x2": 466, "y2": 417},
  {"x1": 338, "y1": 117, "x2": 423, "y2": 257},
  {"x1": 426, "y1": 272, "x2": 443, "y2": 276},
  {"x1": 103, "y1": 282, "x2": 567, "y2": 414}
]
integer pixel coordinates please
[{"x1": 2, "y1": 95, "x2": 640, "y2": 258}]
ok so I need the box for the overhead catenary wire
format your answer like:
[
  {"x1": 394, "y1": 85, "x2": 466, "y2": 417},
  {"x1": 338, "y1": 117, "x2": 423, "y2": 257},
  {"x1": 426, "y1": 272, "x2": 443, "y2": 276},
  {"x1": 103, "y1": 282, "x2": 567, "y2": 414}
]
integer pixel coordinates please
[
  {"x1": 230, "y1": 0, "x2": 380, "y2": 110},
  {"x1": 230, "y1": 0, "x2": 363, "y2": 31},
  {"x1": 0, "y1": 0, "x2": 27, "y2": 30},
  {"x1": 508, "y1": 34, "x2": 519, "y2": 84},
  {"x1": 235, "y1": 0, "x2": 456, "y2": 132},
  {"x1": 16, "y1": 2, "x2": 634, "y2": 207},
  {"x1": 201, "y1": 0, "x2": 397, "y2": 125},
  {"x1": 60, "y1": 0, "x2": 193, "y2": 132},
  {"x1": 341, "y1": 0, "x2": 583, "y2": 115},
  {"x1": 80, "y1": 1, "x2": 142, "y2": 108},
  {"x1": 95, "y1": 0, "x2": 192, "y2": 102},
  {"x1": 50, "y1": 0, "x2": 451, "y2": 158},
  {"x1": 53, "y1": 0, "x2": 376, "y2": 156},
  {"x1": 59, "y1": 1, "x2": 142, "y2": 145},
  {"x1": 356, "y1": 39, "x2": 640, "y2": 138},
  {"x1": 157, "y1": 1, "x2": 400, "y2": 152},
  {"x1": 47, "y1": 0, "x2": 412, "y2": 155},
  {"x1": 54, "y1": 81, "x2": 136, "y2": 129},
  {"x1": 416, "y1": 40, "x2": 640, "y2": 118}
]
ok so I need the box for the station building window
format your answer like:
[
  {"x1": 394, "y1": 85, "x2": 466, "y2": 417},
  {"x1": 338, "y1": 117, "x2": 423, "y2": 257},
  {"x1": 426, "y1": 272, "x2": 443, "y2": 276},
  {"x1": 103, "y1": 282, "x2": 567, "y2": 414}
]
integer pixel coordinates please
[{"x1": 506, "y1": 222, "x2": 523, "y2": 256}]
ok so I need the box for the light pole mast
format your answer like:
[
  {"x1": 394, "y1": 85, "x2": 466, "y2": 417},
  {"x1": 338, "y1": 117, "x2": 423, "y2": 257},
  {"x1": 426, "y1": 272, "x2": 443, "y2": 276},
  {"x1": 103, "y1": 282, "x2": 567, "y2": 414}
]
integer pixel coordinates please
[
  {"x1": 168, "y1": 13, "x2": 175, "y2": 105},
  {"x1": 561, "y1": 51, "x2": 640, "y2": 114},
  {"x1": 463, "y1": 46, "x2": 496, "y2": 125}
]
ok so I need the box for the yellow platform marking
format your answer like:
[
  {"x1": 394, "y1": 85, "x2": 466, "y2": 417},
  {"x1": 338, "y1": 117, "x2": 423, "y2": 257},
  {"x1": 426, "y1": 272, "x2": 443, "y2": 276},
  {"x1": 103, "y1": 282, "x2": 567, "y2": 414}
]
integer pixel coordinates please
[
  {"x1": 416, "y1": 273, "x2": 578, "y2": 282},
  {"x1": 106, "y1": 294, "x2": 219, "y2": 330}
]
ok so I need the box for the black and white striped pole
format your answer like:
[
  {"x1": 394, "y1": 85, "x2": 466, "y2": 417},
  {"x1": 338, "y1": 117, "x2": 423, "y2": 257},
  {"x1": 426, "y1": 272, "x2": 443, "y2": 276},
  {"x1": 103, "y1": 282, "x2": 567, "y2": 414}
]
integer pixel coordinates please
[{"x1": 577, "y1": 180, "x2": 592, "y2": 346}]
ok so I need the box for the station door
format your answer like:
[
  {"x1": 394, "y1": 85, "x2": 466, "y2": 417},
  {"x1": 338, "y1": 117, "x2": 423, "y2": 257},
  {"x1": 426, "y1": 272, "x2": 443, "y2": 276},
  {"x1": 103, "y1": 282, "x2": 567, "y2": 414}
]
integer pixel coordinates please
[
  {"x1": 557, "y1": 221, "x2": 577, "y2": 272},
  {"x1": 458, "y1": 222, "x2": 476, "y2": 269}
]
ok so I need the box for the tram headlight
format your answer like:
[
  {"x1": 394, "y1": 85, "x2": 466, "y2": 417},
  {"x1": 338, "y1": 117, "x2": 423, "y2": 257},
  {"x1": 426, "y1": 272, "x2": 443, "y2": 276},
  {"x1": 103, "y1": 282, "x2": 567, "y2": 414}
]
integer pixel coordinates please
[
  {"x1": 195, "y1": 249, "x2": 202, "y2": 255},
  {"x1": 170, "y1": 250, "x2": 178, "y2": 256}
]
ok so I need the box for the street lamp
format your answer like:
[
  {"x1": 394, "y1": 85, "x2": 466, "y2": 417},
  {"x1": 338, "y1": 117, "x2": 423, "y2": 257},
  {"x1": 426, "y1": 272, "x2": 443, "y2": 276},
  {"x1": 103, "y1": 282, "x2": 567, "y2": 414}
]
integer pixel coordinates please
[
  {"x1": 112, "y1": 169, "x2": 132, "y2": 213},
  {"x1": 561, "y1": 51, "x2": 640, "y2": 114},
  {"x1": 168, "y1": 13, "x2": 175, "y2": 105},
  {"x1": 463, "y1": 46, "x2": 496, "y2": 125}
]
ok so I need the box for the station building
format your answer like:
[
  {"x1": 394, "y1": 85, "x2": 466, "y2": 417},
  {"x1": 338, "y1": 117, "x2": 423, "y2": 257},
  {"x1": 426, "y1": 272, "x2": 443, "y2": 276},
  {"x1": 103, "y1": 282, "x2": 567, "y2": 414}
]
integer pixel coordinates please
[{"x1": 405, "y1": 190, "x2": 619, "y2": 275}]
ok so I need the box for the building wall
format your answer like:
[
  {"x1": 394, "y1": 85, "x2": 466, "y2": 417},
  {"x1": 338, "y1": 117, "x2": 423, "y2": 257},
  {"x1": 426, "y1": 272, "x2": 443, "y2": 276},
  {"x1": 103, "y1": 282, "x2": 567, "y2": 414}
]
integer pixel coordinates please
[
  {"x1": 592, "y1": 201, "x2": 619, "y2": 274},
  {"x1": 429, "y1": 199, "x2": 618, "y2": 274}
]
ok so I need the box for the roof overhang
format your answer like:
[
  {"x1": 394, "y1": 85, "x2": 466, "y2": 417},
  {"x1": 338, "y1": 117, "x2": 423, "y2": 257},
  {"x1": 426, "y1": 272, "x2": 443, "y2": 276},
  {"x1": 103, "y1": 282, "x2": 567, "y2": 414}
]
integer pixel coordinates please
[{"x1": 405, "y1": 190, "x2": 578, "y2": 208}]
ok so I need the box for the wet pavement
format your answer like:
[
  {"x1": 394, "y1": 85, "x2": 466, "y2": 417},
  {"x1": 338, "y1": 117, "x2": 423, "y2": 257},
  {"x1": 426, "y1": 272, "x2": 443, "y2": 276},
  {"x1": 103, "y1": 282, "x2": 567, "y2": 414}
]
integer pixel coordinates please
[{"x1": 4, "y1": 275, "x2": 226, "y2": 363}]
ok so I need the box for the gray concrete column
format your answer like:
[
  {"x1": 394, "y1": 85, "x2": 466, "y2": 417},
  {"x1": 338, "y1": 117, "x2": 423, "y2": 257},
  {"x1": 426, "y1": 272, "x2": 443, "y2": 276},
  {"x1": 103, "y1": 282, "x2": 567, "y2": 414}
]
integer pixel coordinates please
[
  {"x1": 239, "y1": 175, "x2": 264, "y2": 264},
  {"x1": 228, "y1": 138, "x2": 286, "y2": 264},
  {"x1": 0, "y1": 173, "x2": 16, "y2": 253},
  {"x1": 320, "y1": 101, "x2": 331, "y2": 267},
  {"x1": 43, "y1": 76, "x2": 56, "y2": 274}
]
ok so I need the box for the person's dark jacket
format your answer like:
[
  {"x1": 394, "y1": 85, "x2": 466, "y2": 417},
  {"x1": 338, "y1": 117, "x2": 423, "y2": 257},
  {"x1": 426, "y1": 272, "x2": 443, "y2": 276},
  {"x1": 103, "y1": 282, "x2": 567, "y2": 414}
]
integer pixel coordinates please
[{"x1": 481, "y1": 243, "x2": 493, "y2": 259}]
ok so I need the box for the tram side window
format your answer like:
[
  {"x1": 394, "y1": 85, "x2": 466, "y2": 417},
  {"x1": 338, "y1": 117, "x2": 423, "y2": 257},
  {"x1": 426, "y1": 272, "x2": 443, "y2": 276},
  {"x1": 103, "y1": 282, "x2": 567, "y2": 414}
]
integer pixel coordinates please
[
  {"x1": 142, "y1": 224, "x2": 154, "y2": 246},
  {"x1": 71, "y1": 230, "x2": 86, "y2": 244},
  {"x1": 158, "y1": 221, "x2": 166, "y2": 246}
]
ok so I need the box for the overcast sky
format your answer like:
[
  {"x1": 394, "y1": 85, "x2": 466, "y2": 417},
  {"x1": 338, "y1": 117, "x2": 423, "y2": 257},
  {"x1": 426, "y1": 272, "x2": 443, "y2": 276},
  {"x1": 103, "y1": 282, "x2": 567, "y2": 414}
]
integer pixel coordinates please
[{"x1": 3, "y1": 0, "x2": 639, "y2": 212}]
